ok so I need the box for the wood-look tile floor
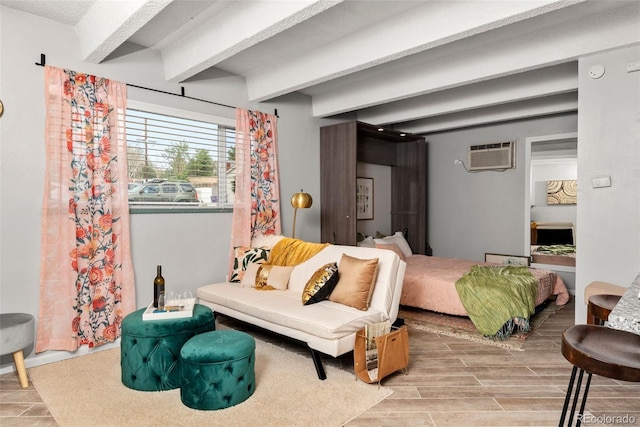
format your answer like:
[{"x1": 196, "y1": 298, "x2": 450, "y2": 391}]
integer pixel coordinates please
[{"x1": 2, "y1": 298, "x2": 639, "y2": 426}]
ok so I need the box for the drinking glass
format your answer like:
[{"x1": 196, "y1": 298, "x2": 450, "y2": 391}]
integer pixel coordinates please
[
  {"x1": 157, "y1": 292, "x2": 165, "y2": 311},
  {"x1": 165, "y1": 292, "x2": 175, "y2": 310},
  {"x1": 174, "y1": 292, "x2": 184, "y2": 310}
]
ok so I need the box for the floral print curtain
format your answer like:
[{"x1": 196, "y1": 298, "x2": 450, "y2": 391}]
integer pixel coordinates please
[
  {"x1": 229, "y1": 109, "x2": 281, "y2": 273},
  {"x1": 37, "y1": 66, "x2": 136, "y2": 352}
]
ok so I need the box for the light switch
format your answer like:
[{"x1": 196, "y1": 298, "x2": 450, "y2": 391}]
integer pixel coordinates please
[{"x1": 592, "y1": 176, "x2": 611, "y2": 188}]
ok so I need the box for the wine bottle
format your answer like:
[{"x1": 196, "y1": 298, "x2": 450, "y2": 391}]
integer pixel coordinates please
[{"x1": 153, "y1": 265, "x2": 165, "y2": 308}]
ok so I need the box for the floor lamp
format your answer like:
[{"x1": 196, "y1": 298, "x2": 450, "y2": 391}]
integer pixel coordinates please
[{"x1": 291, "y1": 190, "x2": 312, "y2": 239}]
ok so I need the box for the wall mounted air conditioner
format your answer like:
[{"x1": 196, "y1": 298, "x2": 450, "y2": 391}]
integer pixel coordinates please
[{"x1": 468, "y1": 141, "x2": 515, "y2": 171}]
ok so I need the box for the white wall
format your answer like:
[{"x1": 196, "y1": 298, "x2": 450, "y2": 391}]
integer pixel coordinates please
[
  {"x1": 425, "y1": 114, "x2": 578, "y2": 261},
  {"x1": 0, "y1": 7, "x2": 321, "y2": 371},
  {"x1": 575, "y1": 45, "x2": 640, "y2": 324}
]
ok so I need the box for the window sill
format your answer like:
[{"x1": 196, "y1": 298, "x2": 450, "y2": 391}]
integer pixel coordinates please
[{"x1": 128, "y1": 205, "x2": 233, "y2": 214}]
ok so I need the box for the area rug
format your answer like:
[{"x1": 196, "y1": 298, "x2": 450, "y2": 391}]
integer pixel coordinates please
[
  {"x1": 401, "y1": 300, "x2": 565, "y2": 351},
  {"x1": 29, "y1": 339, "x2": 391, "y2": 427}
]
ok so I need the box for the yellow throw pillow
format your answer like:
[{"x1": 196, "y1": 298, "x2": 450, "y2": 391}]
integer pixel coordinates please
[
  {"x1": 254, "y1": 265, "x2": 294, "y2": 291},
  {"x1": 329, "y1": 254, "x2": 379, "y2": 310},
  {"x1": 302, "y1": 262, "x2": 339, "y2": 305}
]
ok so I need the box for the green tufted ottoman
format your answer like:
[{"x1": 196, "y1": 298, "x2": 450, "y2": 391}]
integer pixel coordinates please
[
  {"x1": 120, "y1": 304, "x2": 215, "y2": 391},
  {"x1": 180, "y1": 330, "x2": 256, "y2": 410}
]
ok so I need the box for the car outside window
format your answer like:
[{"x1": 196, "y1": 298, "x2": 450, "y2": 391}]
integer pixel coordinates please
[
  {"x1": 162, "y1": 184, "x2": 178, "y2": 194},
  {"x1": 142, "y1": 185, "x2": 159, "y2": 194},
  {"x1": 180, "y1": 183, "x2": 196, "y2": 193}
]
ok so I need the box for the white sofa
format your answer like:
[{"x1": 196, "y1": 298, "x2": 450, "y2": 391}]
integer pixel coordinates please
[{"x1": 196, "y1": 244, "x2": 406, "y2": 380}]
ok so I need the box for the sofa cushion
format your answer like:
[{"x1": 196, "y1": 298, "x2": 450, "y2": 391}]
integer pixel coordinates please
[
  {"x1": 329, "y1": 254, "x2": 379, "y2": 311},
  {"x1": 374, "y1": 242, "x2": 406, "y2": 261},
  {"x1": 250, "y1": 234, "x2": 285, "y2": 250},
  {"x1": 374, "y1": 231, "x2": 413, "y2": 258},
  {"x1": 302, "y1": 262, "x2": 339, "y2": 305},
  {"x1": 286, "y1": 246, "x2": 402, "y2": 317},
  {"x1": 197, "y1": 283, "x2": 387, "y2": 340}
]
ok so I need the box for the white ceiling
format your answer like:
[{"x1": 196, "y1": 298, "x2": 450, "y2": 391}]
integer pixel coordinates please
[{"x1": 2, "y1": 0, "x2": 639, "y2": 134}]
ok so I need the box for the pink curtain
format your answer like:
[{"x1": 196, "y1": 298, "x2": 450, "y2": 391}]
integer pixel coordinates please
[
  {"x1": 37, "y1": 66, "x2": 136, "y2": 352},
  {"x1": 229, "y1": 109, "x2": 281, "y2": 274}
]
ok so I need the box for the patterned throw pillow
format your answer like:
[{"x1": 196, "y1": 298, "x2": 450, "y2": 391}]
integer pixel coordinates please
[
  {"x1": 230, "y1": 246, "x2": 270, "y2": 283},
  {"x1": 302, "y1": 262, "x2": 339, "y2": 305}
]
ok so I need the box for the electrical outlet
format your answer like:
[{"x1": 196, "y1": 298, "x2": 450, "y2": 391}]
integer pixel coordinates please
[{"x1": 454, "y1": 159, "x2": 462, "y2": 165}]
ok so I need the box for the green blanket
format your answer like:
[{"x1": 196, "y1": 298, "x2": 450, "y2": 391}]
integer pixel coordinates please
[{"x1": 455, "y1": 265, "x2": 537, "y2": 339}]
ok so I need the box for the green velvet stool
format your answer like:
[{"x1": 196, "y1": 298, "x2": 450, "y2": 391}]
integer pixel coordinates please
[
  {"x1": 180, "y1": 330, "x2": 256, "y2": 410},
  {"x1": 120, "y1": 304, "x2": 215, "y2": 391}
]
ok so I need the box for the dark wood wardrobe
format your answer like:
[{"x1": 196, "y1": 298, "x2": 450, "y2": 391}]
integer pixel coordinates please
[{"x1": 320, "y1": 121, "x2": 429, "y2": 254}]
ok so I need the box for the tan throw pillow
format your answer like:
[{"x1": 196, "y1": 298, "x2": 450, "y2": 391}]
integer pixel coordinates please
[
  {"x1": 329, "y1": 254, "x2": 379, "y2": 310},
  {"x1": 254, "y1": 265, "x2": 294, "y2": 290},
  {"x1": 302, "y1": 262, "x2": 339, "y2": 305},
  {"x1": 374, "y1": 243, "x2": 406, "y2": 261}
]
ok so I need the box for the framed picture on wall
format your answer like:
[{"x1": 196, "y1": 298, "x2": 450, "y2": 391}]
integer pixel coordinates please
[
  {"x1": 356, "y1": 177, "x2": 374, "y2": 220},
  {"x1": 547, "y1": 180, "x2": 577, "y2": 205}
]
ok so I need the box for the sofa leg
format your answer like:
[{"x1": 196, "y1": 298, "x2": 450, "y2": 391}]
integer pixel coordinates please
[
  {"x1": 309, "y1": 348, "x2": 327, "y2": 380},
  {"x1": 392, "y1": 317, "x2": 405, "y2": 327}
]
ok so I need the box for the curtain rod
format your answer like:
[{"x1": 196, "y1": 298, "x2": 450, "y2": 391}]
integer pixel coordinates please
[
  {"x1": 34, "y1": 53, "x2": 279, "y2": 117},
  {"x1": 125, "y1": 83, "x2": 236, "y2": 111}
]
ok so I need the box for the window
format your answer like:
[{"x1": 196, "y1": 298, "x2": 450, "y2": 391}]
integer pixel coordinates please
[{"x1": 125, "y1": 103, "x2": 236, "y2": 210}]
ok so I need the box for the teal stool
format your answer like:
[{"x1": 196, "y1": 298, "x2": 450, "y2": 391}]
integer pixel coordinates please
[
  {"x1": 120, "y1": 304, "x2": 215, "y2": 391},
  {"x1": 180, "y1": 330, "x2": 256, "y2": 410}
]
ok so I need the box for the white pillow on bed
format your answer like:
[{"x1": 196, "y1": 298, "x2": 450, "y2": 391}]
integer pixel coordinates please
[
  {"x1": 374, "y1": 231, "x2": 412, "y2": 258},
  {"x1": 357, "y1": 236, "x2": 375, "y2": 248}
]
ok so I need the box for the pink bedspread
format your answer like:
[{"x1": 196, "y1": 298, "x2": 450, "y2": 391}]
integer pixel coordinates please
[{"x1": 400, "y1": 255, "x2": 570, "y2": 316}]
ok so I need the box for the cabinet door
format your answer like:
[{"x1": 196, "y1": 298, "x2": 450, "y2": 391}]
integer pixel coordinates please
[
  {"x1": 320, "y1": 123, "x2": 357, "y2": 245},
  {"x1": 392, "y1": 140, "x2": 427, "y2": 254}
]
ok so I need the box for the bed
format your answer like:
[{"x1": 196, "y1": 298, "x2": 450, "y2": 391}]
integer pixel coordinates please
[
  {"x1": 399, "y1": 254, "x2": 570, "y2": 317},
  {"x1": 361, "y1": 231, "x2": 571, "y2": 338}
]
